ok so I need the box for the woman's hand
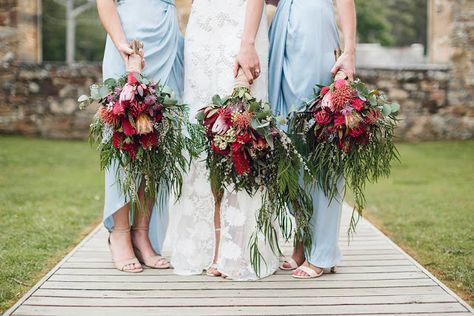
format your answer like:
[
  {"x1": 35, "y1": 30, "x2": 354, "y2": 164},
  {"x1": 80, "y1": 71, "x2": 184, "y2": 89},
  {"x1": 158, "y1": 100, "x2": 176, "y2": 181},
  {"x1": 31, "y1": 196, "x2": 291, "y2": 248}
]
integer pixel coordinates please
[
  {"x1": 234, "y1": 41, "x2": 261, "y2": 84},
  {"x1": 117, "y1": 41, "x2": 134, "y2": 63},
  {"x1": 331, "y1": 51, "x2": 356, "y2": 80}
]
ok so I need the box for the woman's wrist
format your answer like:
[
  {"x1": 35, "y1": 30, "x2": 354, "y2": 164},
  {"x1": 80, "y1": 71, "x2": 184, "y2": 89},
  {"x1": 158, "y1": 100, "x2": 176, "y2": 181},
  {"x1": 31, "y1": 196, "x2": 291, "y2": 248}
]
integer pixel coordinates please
[{"x1": 241, "y1": 37, "x2": 256, "y2": 47}]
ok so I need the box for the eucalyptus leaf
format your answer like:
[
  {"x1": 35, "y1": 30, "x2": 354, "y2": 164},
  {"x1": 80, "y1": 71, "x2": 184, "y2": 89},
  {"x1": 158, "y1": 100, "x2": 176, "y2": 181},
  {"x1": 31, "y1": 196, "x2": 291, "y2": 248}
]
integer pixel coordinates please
[
  {"x1": 390, "y1": 102, "x2": 400, "y2": 114},
  {"x1": 382, "y1": 103, "x2": 392, "y2": 116},
  {"x1": 212, "y1": 94, "x2": 222, "y2": 105},
  {"x1": 103, "y1": 78, "x2": 116, "y2": 89}
]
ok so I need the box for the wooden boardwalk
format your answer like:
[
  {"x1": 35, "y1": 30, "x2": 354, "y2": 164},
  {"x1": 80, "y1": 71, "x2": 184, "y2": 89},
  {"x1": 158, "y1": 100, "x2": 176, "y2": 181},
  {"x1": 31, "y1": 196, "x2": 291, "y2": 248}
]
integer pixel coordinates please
[{"x1": 5, "y1": 204, "x2": 473, "y2": 316}]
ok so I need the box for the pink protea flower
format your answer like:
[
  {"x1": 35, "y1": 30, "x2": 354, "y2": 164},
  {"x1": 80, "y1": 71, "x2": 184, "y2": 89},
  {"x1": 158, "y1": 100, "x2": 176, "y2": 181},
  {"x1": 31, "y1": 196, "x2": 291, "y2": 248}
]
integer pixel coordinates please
[
  {"x1": 119, "y1": 84, "x2": 135, "y2": 106},
  {"x1": 212, "y1": 108, "x2": 233, "y2": 135},
  {"x1": 321, "y1": 92, "x2": 334, "y2": 111}
]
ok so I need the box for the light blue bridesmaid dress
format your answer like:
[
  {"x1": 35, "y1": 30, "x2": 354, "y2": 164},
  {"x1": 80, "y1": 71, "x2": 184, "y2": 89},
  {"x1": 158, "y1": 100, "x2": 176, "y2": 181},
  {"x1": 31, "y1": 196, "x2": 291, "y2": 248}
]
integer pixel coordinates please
[
  {"x1": 269, "y1": 0, "x2": 344, "y2": 268},
  {"x1": 102, "y1": 0, "x2": 183, "y2": 255}
]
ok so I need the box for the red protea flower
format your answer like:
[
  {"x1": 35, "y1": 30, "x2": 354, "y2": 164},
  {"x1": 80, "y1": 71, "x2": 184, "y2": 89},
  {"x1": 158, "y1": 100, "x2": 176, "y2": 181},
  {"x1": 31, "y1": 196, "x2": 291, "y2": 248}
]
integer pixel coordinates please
[
  {"x1": 365, "y1": 108, "x2": 381, "y2": 125},
  {"x1": 233, "y1": 111, "x2": 253, "y2": 131},
  {"x1": 212, "y1": 107, "x2": 233, "y2": 135},
  {"x1": 100, "y1": 106, "x2": 119, "y2": 125},
  {"x1": 112, "y1": 132, "x2": 124, "y2": 149},
  {"x1": 331, "y1": 83, "x2": 356, "y2": 111},
  {"x1": 139, "y1": 131, "x2": 158, "y2": 149}
]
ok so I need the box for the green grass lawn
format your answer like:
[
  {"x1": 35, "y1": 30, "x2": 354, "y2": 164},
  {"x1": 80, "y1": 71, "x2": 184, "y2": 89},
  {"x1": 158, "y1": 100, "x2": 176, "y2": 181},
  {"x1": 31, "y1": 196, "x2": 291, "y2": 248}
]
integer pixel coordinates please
[
  {"x1": 0, "y1": 136, "x2": 472, "y2": 312},
  {"x1": 0, "y1": 136, "x2": 103, "y2": 313},
  {"x1": 361, "y1": 141, "x2": 474, "y2": 306}
]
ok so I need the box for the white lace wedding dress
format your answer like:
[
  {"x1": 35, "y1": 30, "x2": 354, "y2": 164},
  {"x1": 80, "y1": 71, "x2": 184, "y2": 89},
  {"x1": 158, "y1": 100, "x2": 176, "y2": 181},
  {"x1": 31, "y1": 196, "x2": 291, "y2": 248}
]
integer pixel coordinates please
[{"x1": 164, "y1": 0, "x2": 279, "y2": 280}]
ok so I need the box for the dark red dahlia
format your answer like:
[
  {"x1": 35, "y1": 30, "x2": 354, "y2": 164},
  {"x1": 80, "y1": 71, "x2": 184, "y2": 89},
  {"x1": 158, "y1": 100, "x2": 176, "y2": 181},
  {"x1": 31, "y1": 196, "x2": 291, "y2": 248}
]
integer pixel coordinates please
[
  {"x1": 334, "y1": 114, "x2": 346, "y2": 127},
  {"x1": 123, "y1": 140, "x2": 139, "y2": 160},
  {"x1": 236, "y1": 131, "x2": 252, "y2": 144},
  {"x1": 349, "y1": 125, "x2": 366, "y2": 138},
  {"x1": 113, "y1": 101, "x2": 125, "y2": 116}
]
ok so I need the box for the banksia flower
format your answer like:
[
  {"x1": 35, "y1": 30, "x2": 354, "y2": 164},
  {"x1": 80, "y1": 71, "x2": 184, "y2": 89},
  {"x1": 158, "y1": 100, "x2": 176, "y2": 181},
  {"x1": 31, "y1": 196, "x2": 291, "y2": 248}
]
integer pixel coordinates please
[
  {"x1": 233, "y1": 111, "x2": 253, "y2": 131},
  {"x1": 100, "y1": 106, "x2": 119, "y2": 126}
]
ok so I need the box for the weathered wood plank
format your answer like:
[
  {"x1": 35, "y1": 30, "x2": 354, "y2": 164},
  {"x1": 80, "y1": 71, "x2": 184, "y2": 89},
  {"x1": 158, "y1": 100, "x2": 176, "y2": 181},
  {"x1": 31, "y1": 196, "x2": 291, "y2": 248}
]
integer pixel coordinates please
[
  {"x1": 39, "y1": 279, "x2": 437, "y2": 290},
  {"x1": 48, "y1": 272, "x2": 428, "y2": 282},
  {"x1": 25, "y1": 294, "x2": 457, "y2": 307},
  {"x1": 13, "y1": 303, "x2": 469, "y2": 316},
  {"x1": 32, "y1": 286, "x2": 446, "y2": 299}
]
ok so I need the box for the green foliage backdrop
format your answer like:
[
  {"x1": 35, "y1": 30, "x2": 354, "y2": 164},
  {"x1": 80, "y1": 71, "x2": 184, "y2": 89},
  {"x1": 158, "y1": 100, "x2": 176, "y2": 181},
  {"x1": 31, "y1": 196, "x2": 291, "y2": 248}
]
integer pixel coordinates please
[{"x1": 42, "y1": 0, "x2": 428, "y2": 62}]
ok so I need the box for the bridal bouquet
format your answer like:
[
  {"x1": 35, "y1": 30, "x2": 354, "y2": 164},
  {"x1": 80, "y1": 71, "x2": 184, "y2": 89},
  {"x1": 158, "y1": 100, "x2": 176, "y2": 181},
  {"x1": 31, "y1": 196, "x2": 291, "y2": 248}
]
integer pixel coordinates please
[
  {"x1": 289, "y1": 71, "x2": 400, "y2": 232},
  {"x1": 78, "y1": 40, "x2": 195, "y2": 209},
  {"x1": 197, "y1": 75, "x2": 313, "y2": 273}
]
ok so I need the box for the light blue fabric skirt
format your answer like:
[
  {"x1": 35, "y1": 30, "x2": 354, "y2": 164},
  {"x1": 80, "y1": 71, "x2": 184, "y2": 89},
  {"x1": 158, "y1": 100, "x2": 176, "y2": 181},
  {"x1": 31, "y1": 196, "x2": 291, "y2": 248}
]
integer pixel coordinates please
[
  {"x1": 269, "y1": 0, "x2": 343, "y2": 268},
  {"x1": 102, "y1": 0, "x2": 184, "y2": 255}
]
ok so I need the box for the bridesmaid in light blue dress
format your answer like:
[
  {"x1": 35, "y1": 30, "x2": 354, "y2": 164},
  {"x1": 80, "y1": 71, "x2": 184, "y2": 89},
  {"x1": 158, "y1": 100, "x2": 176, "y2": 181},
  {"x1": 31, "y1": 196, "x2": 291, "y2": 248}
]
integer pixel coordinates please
[
  {"x1": 98, "y1": 0, "x2": 183, "y2": 273},
  {"x1": 268, "y1": 0, "x2": 356, "y2": 278}
]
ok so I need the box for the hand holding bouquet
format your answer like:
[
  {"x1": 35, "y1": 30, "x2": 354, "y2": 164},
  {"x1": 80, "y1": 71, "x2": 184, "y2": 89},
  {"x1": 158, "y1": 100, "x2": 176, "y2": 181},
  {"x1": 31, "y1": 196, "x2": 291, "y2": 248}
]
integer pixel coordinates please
[
  {"x1": 290, "y1": 67, "x2": 400, "y2": 233},
  {"x1": 78, "y1": 40, "x2": 194, "y2": 210},
  {"x1": 197, "y1": 71, "x2": 313, "y2": 273}
]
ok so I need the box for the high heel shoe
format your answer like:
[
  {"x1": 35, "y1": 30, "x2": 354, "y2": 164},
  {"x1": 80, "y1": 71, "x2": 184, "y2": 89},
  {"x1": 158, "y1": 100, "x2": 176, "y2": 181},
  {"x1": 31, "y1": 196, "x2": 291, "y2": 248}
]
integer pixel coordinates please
[
  {"x1": 108, "y1": 228, "x2": 143, "y2": 273},
  {"x1": 132, "y1": 226, "x2": 170, "y2": 269}
]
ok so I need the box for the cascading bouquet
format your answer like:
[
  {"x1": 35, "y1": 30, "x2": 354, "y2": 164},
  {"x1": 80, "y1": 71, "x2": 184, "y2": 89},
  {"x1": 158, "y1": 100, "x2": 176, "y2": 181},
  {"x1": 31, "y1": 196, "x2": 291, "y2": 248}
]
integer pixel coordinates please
[
  {"x1": 196, "y1": 73, "x2": 313, "y2": 273},
  {"x1": 289, "y1": 65, "x2": 400, "y2": 233},
  {"x1": 78, "y1": 40, "x2": 195, "y2": 209}
]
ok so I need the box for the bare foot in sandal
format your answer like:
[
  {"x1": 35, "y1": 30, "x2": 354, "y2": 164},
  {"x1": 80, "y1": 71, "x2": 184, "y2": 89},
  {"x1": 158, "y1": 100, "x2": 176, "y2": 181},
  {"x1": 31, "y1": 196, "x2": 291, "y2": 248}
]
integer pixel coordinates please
[{"x1": 280, "y1": 241, "x2": 305, "y2": 270}]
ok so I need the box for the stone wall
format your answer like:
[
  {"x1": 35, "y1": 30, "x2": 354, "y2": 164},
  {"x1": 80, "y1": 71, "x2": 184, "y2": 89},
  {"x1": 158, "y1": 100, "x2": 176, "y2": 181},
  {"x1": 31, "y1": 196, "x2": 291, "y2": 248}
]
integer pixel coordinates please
[
  {"x1": 1, "y1": 62, "x2": 472, "y2": 141},
  {"x1": 0, "y1": 63, "x2": 100, "y2": 139}
]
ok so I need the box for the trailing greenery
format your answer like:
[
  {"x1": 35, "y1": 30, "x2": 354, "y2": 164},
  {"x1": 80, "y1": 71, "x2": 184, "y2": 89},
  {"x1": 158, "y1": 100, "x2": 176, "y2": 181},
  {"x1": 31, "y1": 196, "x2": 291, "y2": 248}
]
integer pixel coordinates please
[{"x1": 197, "y1": 87, "x2": 313, "y2": 274}]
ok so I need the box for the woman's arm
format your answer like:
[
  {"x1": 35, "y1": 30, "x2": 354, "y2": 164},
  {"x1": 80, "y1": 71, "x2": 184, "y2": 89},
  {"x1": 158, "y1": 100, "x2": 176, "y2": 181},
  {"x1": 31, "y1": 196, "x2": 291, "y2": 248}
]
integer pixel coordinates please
[
  {"x1": 97, "y1": 0, "x2": 133, "y2": 63},
  {"x1": 234, "y1": 0, "x2": 265, "y2": 84},
  {"x1": 331, "y1": 0, "x2": 357, "y2": 80}
]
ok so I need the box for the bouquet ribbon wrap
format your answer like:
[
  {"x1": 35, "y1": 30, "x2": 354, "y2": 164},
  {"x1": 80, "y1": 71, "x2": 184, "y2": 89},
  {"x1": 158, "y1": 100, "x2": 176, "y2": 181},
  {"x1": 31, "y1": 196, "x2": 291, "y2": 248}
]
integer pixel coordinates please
[{"x1": 126, "y1": 40, "x2": 144, "y2": 74}]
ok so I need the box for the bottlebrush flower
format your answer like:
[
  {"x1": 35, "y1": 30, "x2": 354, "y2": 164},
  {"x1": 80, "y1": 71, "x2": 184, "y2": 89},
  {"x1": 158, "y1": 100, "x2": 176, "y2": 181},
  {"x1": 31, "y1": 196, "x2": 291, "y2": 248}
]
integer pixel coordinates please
[
  {"x1": 139, "y1": 131, "x2": 158, "y2": 149},
  {"x1": 331, "y1": 83, "x2": 356, "y2": 111},
  {"x1": 100, "y1": 106, "x2": 119, "y2": 125},
  {"x1": 136, "y1": 114, "x2": 154, "y2": 135},
  {"x1": 315, "y1": 110, "x2": 332, "y2": 125},
  {"x1": 351, "y1": 98, "x2": 365, "y2": 111},
  {"x1": 232, "y1": 147, "x2": 251, "y2": 175},
  {"x1": 120, "y1": 84, "x2": 135, "y2": 106},
  {"x1": 122, "y1": 117, "x2": 137, "y2": 136},
  {"x1": 233, "y1": 111, "x2": 253, "y2": 131},
  {"x1": 112, "y1": 132, "x2": 124, "y2": 149},
  {"x1": 212, "y1": 108, "x2": 233, "y2": 135}
]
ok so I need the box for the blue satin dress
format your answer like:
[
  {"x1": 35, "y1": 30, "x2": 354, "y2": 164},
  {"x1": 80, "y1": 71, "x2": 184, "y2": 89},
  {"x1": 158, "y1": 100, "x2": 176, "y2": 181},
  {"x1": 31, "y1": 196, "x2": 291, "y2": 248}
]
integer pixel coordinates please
[
  {"x1": 102, "y1": 0, "x2": 184, "y2": 255},
  {"x1": 269, "y1": 0, "x2": 344, "y2": 268}
]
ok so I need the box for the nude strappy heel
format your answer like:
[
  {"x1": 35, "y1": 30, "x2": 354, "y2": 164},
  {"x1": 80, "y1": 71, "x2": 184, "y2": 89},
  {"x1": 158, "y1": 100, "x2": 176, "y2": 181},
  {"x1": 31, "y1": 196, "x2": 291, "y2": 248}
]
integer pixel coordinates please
[
  {"x1": 132, "y1": 226, "x2": 170, "y2": 269},
  {"x1": 108, "y1": 228, "x2": 143, "y2": 273},
  {"x1": 292, "y1": 265, "x2": 337, "y2": 279}
]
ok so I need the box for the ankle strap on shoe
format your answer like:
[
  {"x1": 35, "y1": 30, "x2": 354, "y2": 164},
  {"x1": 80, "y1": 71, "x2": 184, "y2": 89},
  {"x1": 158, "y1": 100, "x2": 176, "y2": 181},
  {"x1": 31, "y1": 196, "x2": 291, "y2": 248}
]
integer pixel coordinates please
[
  {"x1": 132, "y1": 226, "x2": 149, "y2": 231},
  {"x1": 112, "y1": 227, "x2": 131, "y2": 233}
]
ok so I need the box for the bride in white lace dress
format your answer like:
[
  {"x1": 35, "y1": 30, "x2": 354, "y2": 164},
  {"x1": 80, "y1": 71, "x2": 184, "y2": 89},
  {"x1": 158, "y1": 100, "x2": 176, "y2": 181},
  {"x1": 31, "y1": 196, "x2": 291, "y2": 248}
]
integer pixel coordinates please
[{"x1": 165, "y1": 0, "x2": 279, "y2": 280}]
